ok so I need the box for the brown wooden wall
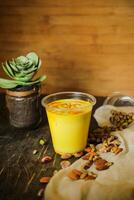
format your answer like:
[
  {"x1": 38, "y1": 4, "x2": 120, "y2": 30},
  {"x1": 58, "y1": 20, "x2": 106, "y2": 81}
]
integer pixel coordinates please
[{"x1": 0, "y1": 0, "x2": 134, "y2": 96}]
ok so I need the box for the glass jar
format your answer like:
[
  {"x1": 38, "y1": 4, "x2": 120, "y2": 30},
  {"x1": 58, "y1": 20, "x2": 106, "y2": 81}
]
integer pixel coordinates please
[
  {"x1": 103, "y1": 92, "x2": 134, "y2": 106},
  {"x1": 6, "y1": 85, "x2": 41, "y2": 129}
]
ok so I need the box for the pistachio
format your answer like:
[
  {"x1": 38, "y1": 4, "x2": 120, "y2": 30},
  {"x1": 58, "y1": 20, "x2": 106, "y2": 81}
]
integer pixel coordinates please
[
  {"x1": 131, "y1": 115, "x2": 134, "y2": 120},
  {"x1": 111, "y1": 139, "x2": 121, "y2": 146},
  {"x1": 114, "y1": 147, "x2": 123, "y2": 155},
  {"x1": 110, "y1": 110, "x2": 134, "y2": 130},
  {"x1": 111, "y1": 146, "x2": 118, "y2": 153}
]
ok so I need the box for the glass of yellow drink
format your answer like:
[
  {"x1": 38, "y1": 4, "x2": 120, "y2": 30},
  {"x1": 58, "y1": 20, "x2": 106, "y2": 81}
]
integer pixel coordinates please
[{"x1": 42, "y1": 92, "x2": 96, "y2": 154}]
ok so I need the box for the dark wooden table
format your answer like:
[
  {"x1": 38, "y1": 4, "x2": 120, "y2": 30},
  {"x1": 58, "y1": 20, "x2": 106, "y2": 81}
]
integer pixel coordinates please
[{"x1": 0, "y1": 94, "x2": 105, "y2": 200}]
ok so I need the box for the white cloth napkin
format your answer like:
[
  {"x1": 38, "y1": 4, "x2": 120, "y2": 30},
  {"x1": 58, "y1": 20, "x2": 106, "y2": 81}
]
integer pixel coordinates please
[{"x1": 45, "y1": 105, "x2": 134, "y2": 200}]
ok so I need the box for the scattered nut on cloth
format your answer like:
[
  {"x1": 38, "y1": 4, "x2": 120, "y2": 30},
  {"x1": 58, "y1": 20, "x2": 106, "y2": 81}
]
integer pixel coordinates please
[{"x1": 45, "y1": 105, "x2": 134, "y2": 200}]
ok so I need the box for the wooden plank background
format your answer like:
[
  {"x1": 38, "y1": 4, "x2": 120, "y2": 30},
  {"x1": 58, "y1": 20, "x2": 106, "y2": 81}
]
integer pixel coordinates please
[{"x1": 0, "y1": 0, "x2": 134, "y2": 95}]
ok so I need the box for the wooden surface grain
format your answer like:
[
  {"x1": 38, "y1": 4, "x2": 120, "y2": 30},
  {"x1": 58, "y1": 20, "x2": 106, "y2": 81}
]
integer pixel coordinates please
[{"x1": 0, "y1": 0, "x2": 134, "y2": 95}]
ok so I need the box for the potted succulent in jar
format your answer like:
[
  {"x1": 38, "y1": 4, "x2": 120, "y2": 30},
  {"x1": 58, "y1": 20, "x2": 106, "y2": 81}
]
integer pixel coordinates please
[{"x1": 0, "y1": 52, "x2": 46, "y2": 128}]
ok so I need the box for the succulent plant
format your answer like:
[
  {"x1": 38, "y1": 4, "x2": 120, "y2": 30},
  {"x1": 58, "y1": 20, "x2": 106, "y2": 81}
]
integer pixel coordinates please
[{"x1": 0, "y1": 52, "x2": 46, "y2": 89}]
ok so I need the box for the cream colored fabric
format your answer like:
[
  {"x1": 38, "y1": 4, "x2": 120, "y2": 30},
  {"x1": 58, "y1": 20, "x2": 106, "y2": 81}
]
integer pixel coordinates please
[{"x1": 45, "y1": 106, "x2": 134, "y2": 200}]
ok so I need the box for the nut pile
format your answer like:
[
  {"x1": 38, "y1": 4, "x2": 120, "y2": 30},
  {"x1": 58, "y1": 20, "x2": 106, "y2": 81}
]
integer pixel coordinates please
[
  {"x1": 67, "y1": 169, "x2": 97, "y2": 181},
  {"x1": 90, "y1": 110, "x2": 134, "y2": 144},
  {"x1": 110, "y1": 110, "x2": 134, "y2": 130},
  {"x1": 90, "y1": 126, "x2": 116, "y2": 144},
  {"x1": 99, "y1": 135, "x2": 123, "y2": 155},
  {"x1": 67, "y1": 145, "x2": 114, "y2": 181}
]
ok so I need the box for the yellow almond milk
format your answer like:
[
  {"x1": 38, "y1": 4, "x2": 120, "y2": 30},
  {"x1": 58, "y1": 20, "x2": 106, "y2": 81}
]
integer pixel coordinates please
[{"x1": 46, "y1": 99, "x2": 92, "y2": 154}]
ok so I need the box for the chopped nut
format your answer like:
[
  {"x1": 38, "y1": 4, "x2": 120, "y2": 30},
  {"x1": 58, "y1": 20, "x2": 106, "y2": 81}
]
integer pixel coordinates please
[
  {"x1": 115, "y1": 147, "x2": 123, "y2": 155},
  {"x1": 80, "y1": 172, "x2": 88, "y2": 179},
  {"x1": 132, "y1": 115, "x2": 134, "y2": 120},
  {"x1": 41, "y1": 156, "x2": 53, "y2": 163},
  {"x1": 61, "y1": 153, "x2": 72, "y2": 159},
  {"x1": 73, "y1": 151, "x2": 84, "y2": 158},
  {"x1": 81, "y1": 161, "x2": 93, "y2": 170},
  {"x1": 111, "y1": 139, "x2": 121, "y2": 146},
  {"x1": 33, "y1": 149, "x2": 38, "y2": 155},
  {"x1": 106, "y1": 161, "x2": 113, "y2": 167},
  {"x1": 39, "y1": 138, "x2": 46, "y2": 146},
  {"x1": 107, "y1": 135, "x2": 117, "y2": 144},
  {"x1": 82, "y1": 154, "x2": 91, "y2": 160},
  {"x1": 88, "y1": 171, "x2": 97, "y2": 177},
  {"x1": 39, "y1": 176, "x2": 51, "y2": 183},
  {"x1": 111, "y1": 146, "x2": 118, "y2": 153},
  {"x1": 37, "y1": 188, "x2": 44, "y2": 197},
  {"x1": 106, "y1": 145, "x2": 114, "y2": 152},
  {"x1": 85, "y1": 147, "x2": 94, "y2": 153},
  {"x1": 85, "y1": 172, "x2": 97, "y2": 180},
  {"x1": 60, "y1": 160, "x2": 71, "y2": 169},
  {"x1": 93, "y1": 155, "x2": 100, "y2": 161}
]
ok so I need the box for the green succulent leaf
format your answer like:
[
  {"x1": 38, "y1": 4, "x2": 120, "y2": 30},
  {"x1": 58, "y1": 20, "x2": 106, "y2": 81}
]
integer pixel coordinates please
[
  {"x1": 0, "y1": 78, "x2": 18, "y2": 88},
  {"x1": 26, "y1": 52, "x2": 39, "y2": 66},
  {"x1": 6, "y1": 61, "x2": 15, "y2": 77},
  {"x1": 14, "y1": 72, "x2": 35, "y2": 82},
  {"x1": 2, "y1": 63, "x2": 13, "y2": 78},
  {"x1": 0, "y1": 75, "x2": 46, "y2": 89},
  {"x1": 1, "y1": 52, "x2": 46, "y2": 89},
  {"x1": 31, "y1": 75, "x2": 47, "y2": 84},
  {"x1": 15, "y1": 56, "x2": 28, "y2": 66},
  {"x1": 9, "y1": 60, "x2": 19, "y2": 72}
]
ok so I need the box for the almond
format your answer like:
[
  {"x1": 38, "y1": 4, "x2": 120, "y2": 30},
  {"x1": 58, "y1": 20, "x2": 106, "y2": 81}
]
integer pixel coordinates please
[
  {"x1": 67, "y1": 169, "x2": 82, "y2": 180},
  {"x1": 94, "y1": 158, "x2": 110, "y2": 170},
  {"x1": 39, "y1": 176, "x2": 51, "y2": 183},
  {"x1": 41, "y1": 156, "x2": 53, "y2": 163}
]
